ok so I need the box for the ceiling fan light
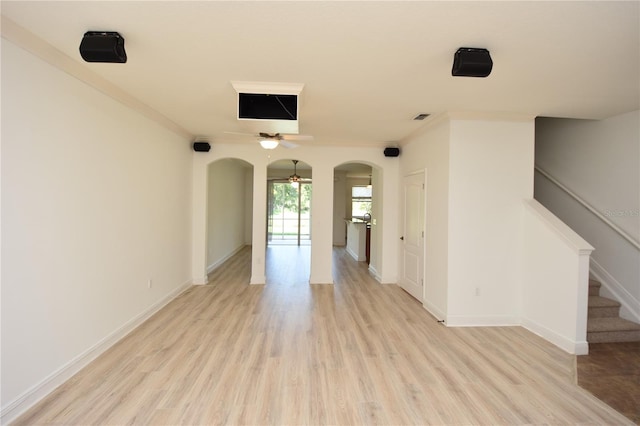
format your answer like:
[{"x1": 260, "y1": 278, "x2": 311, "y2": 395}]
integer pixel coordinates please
[{"x1": 259, "y1": 139, "x2": 279, "y2": 149}]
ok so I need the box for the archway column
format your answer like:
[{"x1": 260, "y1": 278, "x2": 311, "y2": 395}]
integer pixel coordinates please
[
  {"x1": 310, "y1": 163, "x2": 334, "y2": 284},
  {"x1": 250, "y1": 164, "x2": 267, "y2": 284}
]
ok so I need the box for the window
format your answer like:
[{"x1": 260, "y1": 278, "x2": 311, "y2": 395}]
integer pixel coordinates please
[{"x1": 351, "y1": 185, "x2": 372, "y2": 218}]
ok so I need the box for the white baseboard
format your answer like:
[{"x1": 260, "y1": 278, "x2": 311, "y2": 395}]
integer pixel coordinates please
[
  {"x1": 423, "y1": 299, "x2": 445, "y2": 322},
  {"x1": 192, "y1": 276, "x2": 208, "y2": 285},
  {"x1": 345, "y1": 246, "x2": 362, "y2": 262},
  {"x1": 521, "y1": 317, "x2": 588, "y2": 355},
  {"x1": 0, "y1": 279, "x2": 193, "y2": 424},
  {"x1": 250, "y1": 275, "x2": 266, "y2": 285},
  {"x1": 445, "y1": 315, "x2": 520, "y2": 327},
  {"x1": 368, "y1": 265, "x2": 382, "y2": 283},
  {"x1": 590, "y1": 259, "x2": 640, "y2": 323},
  {"x1": 207, "y1": 244, "x2": 246, "y2": 274}
]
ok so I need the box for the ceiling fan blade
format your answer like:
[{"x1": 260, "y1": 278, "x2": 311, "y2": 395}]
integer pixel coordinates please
[
  {"x1": 281, "y1": 134, "x2": 314, "y2": 141},
  {"x1": 279, "y1": 140, "x2": 299, "y2": 149}
]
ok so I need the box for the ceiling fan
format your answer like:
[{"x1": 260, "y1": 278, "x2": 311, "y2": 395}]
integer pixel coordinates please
[
  {"x1": 267, "y1": 160, "x2": 312, "y2": 183},
  {"x1": 224, "y1": 131, "x2": 313, "y2": 149}
]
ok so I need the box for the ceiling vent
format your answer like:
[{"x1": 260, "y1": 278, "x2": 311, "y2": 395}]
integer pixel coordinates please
[
  {"x1": 413, "y1": 113, "x2": 430, "y2": 121},
  {"x1": 231, "y1": 81, "x2": 304, "y2": 134}
]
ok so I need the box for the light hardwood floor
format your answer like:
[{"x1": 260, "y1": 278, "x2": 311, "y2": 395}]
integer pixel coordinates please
[{"x1": 15, "y1": 245, "x2": 632, "y2": 425}]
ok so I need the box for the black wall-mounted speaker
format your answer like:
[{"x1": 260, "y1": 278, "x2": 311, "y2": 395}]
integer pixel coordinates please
[
  {"x1": 79, "y1": 31, "x2": 127, "y2": 63},
  {"x1": 193, "y1": 142, "x2": 211, "y2": 152},
  {"x1": 452, "y1": 47, "x2": 493, "y2": 77},
  {"x1": 384, "y1": 147, "x2": 400, "y2": 157}
]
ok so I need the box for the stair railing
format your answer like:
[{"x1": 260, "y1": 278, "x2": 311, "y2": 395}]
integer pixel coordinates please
[{"x1": 535, "y1": 165, "x2": 640, "y2": 251}]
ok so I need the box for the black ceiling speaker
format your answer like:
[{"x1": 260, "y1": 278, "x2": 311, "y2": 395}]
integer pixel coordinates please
[
  {"x1": 384, "y1": 147, "x2": 400, "y2": 157},
  {"x1": 79, "y1": 31, "x2": 127, "y2": 63},
  {"x1": 193, "y1": 141, "x2": 211, "y2": 152},
  {"x1": 452, "y1": 47, "x2": 492, "y2": 77}
]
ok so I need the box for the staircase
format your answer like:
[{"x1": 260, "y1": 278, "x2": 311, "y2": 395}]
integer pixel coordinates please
[{"x1": 587, "y1": 279, "x2": 640, "y2": 343}]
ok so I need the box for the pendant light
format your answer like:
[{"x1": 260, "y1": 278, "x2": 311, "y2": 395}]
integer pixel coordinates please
[{"x1": 289, "y1": 160, "x2": 301, "y2": 187}]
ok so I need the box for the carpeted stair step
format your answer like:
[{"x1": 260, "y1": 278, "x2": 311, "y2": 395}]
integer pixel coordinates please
[
  {"x1": 588, "y1": 296, "x2": 620, "y2": 318},
  {"x1": 588, "y1": 279, "x2": 601, "y2": 296},
  {"x1": 587, "y1": 317, "x2": 640, "y2": 343}
]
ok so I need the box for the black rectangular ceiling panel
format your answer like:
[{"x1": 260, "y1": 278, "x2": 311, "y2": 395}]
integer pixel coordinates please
[{"x1": 239, "y1": 93, "x2": 297, "y2": 120}]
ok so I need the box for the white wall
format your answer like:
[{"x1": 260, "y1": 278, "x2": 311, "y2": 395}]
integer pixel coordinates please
[
  {"x1": 446, "y1": 118, "x2": 534, "y2": 325},
  {"x1": 536, "y1": 112, "x2": 639, "y2": 238},
  {"x1": 206, "y1": 159, "x2": 251, "y2": 272},
  {"x1": 535, "y1": 112, "x2": 640, "y2": 321},
  {"x1": 521, "y1": 200, "x2": 593, "y2": 355},
  {"x1": 1, "y1": 39, "x2": 192, "y2": 418},
  {"x1": 400, "y1": 115, "x2": 450, "y2": 320},
  {"x1": 400, "y1": 114, "x2": 535, "y2": 325}
]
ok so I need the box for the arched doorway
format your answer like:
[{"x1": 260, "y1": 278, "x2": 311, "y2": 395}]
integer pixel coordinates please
[
  {"x1": 205, "y1": 158, "x2": 254, "y2": 279},
  {"x1": 334, "y1": 162, "x2": 382, "y2": 279},
  {"x1": 265, "y1": 159, "x2": 312, "y2": 283},
  {"x1": 267, "y1": 159, "x2": 312, "y2": 246}
]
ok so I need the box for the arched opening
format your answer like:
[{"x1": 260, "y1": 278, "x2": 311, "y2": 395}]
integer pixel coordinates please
[
  {"x1": 205, "y1": 158, "x2": 254, "y2": 281},
  {"x1": 267, "y1": 159, "x2": 312, "y2": 246},
  {"x1": 266, "y1": 159, "x2": 312, "y2": 282},
  {"x1": 334, "y1": 162, "x2": 383, "y2": 279}
]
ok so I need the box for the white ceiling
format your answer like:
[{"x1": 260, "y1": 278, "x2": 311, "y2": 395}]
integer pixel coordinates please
[{"x1": 2, "y1": 1, "x2": 638, "y2": 147}]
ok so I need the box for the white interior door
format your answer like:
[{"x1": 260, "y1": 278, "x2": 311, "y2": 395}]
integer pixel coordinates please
[{"x1": 400, "y1": 172, "x2": 424, "y2": 301}]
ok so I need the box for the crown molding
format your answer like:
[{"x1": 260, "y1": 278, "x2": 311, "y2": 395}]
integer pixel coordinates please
[{"x1": 1, "y1": 15, "x2": 193, "y2": 140}]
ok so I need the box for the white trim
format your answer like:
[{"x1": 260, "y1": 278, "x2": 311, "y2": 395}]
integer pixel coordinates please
[
  {"x1": 230, "y1": 81, "x2": 304, "y2": 96},
  {"x1": 368, "y1": 265, "x2": 383, "y2": 283},
  {"x1": 0, "y1": 280, "x2": 193, "y2": 424},
  {"x1": 590, "y1": 259, "x2": 640, "y2": 323},
  {"x1": 345, "y1": 246, "x2": 360, "y2": 262},
  {"x1": 192, "y1": 276, "x2": 209, "y2": 285},
  {"x1": 445, "y1": 315, "x2": 520, "y2": 327},
  {"x1": 423, "y1": 299, "x2": 446, "y2": 322},
  {"x1": 1, "y1": 16, "x2": 192, "y2": 140},
  {"x1": 207, "y1": 244, "x2": 246, "y2": 274},
  {"x1": 535, "y1": 166, "x2": 640, "y2": 250},
  {"x1": 521, "y1": 318, "x2": 589, "y2": 355},
  {"x1": 523, "y1": 199, "x2": 595, "y2": 255},
  {"x1": 250, "y1": 275, "x2": 266, "y2": 285}
]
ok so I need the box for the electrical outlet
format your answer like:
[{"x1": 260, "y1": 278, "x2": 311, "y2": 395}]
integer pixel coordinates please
[
  {"x1": 148, "y1": 279, "x2": 152, "y2": 289},
  {"x1": 475, "y1": 287, "x2": 480, "y2": 296}
]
